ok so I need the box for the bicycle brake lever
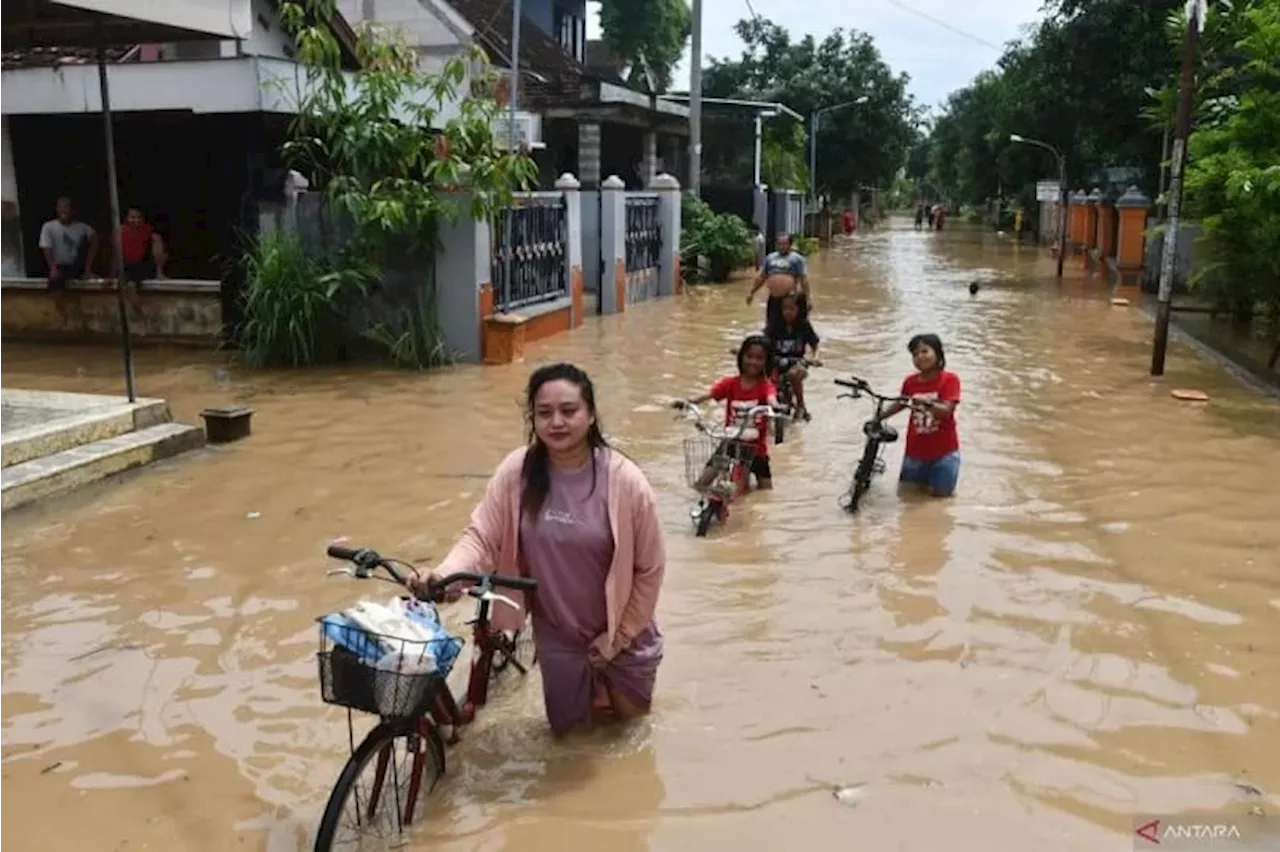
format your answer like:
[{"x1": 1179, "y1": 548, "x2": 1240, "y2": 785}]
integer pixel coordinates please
[
  {"x1": 480, "y1": 590, "x2": 521, "y2": 611},
  {"x1": 326, "y1": 567, "x2": 355, "y2": 577}
]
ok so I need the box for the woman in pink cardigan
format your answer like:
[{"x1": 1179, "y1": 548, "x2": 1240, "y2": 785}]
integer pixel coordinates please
[{"x1": 412, "y1": 363, "x2": 666, "y2": 735}]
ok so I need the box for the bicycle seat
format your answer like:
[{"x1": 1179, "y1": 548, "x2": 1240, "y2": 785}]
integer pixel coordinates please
[{"x1": 725, "y1": 425, "x2": 760, "y2": 442}]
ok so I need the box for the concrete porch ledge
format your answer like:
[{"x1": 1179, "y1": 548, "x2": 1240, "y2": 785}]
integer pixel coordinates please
[
  {"x1": 2, "y1": 388, "x2": 170, "y2": 468},
  {"x1": 2, "y1": 277, "x2": 222, "y2": 345}
]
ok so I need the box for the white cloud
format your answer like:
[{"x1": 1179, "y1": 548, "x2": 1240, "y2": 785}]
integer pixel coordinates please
[{"x1": 586, "y1": 0, "x2": 1044, "y2": 107}]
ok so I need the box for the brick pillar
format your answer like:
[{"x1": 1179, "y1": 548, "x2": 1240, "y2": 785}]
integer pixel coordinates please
[
  {"x1": 1082, "y1": 187, "x2": 1100, "y2": 271},
  {"x1": 555, "y1": 172, "x2": 585, "y2": 328},
  {"x1": 1097, "y1": 201, "x2": 1117, "y2": 282},
  {"x1": 1113, "y1": 185, "x2": 1151, "y2": 299},
  {"x1": 599, "y1": 175, "x2": 625, "y2": 314},
  {"x1": 649, "y1": 172, "x2": 681, "y2": 296}
]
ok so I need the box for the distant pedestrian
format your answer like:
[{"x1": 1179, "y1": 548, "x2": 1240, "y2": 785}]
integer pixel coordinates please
[
  {"x1": 914, "y1": 204, "x2": 925, "y2": 231},
  {"x1": 38, "y1": 197, "x2": 98, "y2": 324}
]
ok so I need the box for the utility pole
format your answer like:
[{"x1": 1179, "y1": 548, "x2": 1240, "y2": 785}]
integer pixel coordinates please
[
  {"x1": 1152, "y1": 0, "x2": 1204, "y2": 377},
  {"x1": 688, "y1": 0, "x2": 703, "y2": 197}
]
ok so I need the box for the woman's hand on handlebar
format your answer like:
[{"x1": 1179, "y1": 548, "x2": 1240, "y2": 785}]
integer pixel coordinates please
[
  {"x1": 670, "y1": 398, "x2": 689, "y2": 411},
  {"x1": 409, "y1": 568, "x2": 462, "y2": 602}
]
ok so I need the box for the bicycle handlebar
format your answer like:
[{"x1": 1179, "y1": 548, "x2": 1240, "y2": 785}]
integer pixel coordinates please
[
  {"x1": 834, "y1": 376, "x2": 915, "y2": 407},
  {"x1": 325, "y1": 545, "x2": 538, "y2": 598}
]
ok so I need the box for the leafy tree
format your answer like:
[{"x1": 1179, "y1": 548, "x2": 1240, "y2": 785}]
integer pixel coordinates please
[
  {"x1": 922, "y1": 0, "x2": 1182, "y2": 211},
  {"x1": 239, "y1": 0, "x2": 537, "y2": 368},
  {"x1": 1182, "y1": 0, "x2": 1280, "y2": 363},
  {"x1": 700, "y1": 18, "x2": 916, "y2": 197},
  {"x1": 599, "y1": 0, "x2": 691, "y2": 93}
]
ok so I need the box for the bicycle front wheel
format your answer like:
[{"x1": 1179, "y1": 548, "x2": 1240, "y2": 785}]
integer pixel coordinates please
[{"x1": 313, "y1": 719, "x2": 444, "y2": 852}]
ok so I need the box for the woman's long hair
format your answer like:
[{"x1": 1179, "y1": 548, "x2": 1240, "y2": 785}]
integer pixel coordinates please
[{"x1": 521, "y1": 362, "x2": 610, "y2": 517}]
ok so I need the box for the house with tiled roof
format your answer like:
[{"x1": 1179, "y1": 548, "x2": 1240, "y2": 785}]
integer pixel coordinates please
[
  {"x1": 0, "y1": 0, "x2": 376, "y2": 286},
  {"x1": 342, "y1": 0, "x2": 689, "y2": 190}
]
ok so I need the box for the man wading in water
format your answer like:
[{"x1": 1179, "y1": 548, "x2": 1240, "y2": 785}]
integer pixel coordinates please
[{"x1": 746, "y1": 232, "x2": 811, "y2": 328}]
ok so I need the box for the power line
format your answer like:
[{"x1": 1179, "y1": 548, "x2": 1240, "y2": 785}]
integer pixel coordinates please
[{"x1": 879, "y1": 0, "x2": 1005, "y2": 51}]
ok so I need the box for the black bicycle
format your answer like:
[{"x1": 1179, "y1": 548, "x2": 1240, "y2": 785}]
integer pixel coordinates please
[
  {"x1": 772, "y1": 355, "x2": 818, "y2": 444},
  {"x1": 834, "y1": 377, "x2": 926, "y2": 513}
]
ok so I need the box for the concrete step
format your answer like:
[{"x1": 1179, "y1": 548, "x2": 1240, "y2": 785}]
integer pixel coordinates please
[
  {"x1": 1, "y1": 398, "x2": 171, "y2": 468},
  {"x1": 1, "y1": 422, "x2": 206, "y2": 511}
]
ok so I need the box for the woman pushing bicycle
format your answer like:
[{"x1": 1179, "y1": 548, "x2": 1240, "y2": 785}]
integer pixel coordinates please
[{"x1": 411, "y1": 363, "x2": 665, "y2": 735}]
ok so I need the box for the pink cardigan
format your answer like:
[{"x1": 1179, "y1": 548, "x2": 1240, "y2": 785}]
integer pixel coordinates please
[{"x1": 432, "y1": 447, "x2": 665, "y2": 662}]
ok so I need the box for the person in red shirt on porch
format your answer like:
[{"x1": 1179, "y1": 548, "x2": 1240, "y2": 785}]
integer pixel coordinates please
[
  {"x1": 118, "y1": 207, "x2": 168, "y2": 309},
  {"x1": 879, "y1": 333, "x2": 961, "y2": 497}
]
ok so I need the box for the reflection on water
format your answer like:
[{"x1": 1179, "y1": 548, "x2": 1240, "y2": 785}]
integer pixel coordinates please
[{"x1": 3, "y1": 220, "x2": 1279, "y2": 851}]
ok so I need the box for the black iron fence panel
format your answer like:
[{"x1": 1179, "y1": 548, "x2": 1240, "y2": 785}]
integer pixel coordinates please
[
  {"x1": 493, "y1": 196, "x2": 567, "y2": 312},
  {"x1": 625, "y1": 196, "x2": 661, "y2": 273}
]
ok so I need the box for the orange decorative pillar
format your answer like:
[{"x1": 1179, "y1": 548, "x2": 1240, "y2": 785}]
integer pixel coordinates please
[
  {"x1": 1068, "y1": 190, "x2": 1087, "y2": 252},
  {"x1": 1113, "y1": 185, "x2": 1150, "y2": 300},
  {"x1": 1081, "y1": 187, "x2": 1101, "y2": 273},
  {"x1": 1096, "y1": 199, "x2": 1117, "y2": 283}
]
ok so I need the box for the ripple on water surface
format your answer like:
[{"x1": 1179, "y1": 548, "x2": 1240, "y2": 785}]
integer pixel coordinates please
[{"x1": 3, "y1": 221, "x2": 1279, "y2": 851}]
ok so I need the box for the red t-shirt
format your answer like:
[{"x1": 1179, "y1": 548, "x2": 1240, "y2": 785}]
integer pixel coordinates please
[
  {"x1": 901, "y1": 370, "x2": 961, "y2": 460},
  {"x1": 710, "y1": 375, "x2": 775, "y2": 457},
  {"x1": 121, "y1": 222, "x2": 154, "y2": 264}
]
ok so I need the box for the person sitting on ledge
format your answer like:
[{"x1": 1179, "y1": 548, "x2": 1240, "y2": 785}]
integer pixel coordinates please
[
  {"x1": 118, "y1": 206, "x2": 168, "y2": 311},
  {"x1": 38, "y1": 196, "x2": 98, "y2": 324}
]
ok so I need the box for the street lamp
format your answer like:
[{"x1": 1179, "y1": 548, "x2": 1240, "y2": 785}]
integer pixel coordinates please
[
  {"x1": 1010, "y1": 133, "x2": 1067, "y2": 279},
  {"x1": 753, "y1": 109, "x2": 779, "y2": 188},
  {"x1": 809, "y1": 95, "x2": 869, "y2": 209}
]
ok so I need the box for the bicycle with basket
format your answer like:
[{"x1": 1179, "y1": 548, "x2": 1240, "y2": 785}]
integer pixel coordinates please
[
  {"x1": 312, "y1": 544, "x2": 538, "y2": 852},
  {"x1": 676, "y1": 400, "x2": 787, "y2": 537}
]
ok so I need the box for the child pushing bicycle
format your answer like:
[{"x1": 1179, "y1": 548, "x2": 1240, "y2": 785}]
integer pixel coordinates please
[{"x1": 672, "y1": 334, "x2": 781, "y2": 490}]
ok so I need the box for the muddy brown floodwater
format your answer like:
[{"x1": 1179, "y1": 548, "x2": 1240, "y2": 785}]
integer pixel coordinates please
[{"x1": 4, "y1": 221, "x2": 1280, "y2": 852}]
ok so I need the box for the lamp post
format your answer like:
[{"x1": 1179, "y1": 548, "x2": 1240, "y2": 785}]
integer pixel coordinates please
[
  {"x1": 753, "y1": 109, "x2": 778, "y2": 188},
  {"x1": 1010, "y1": 133, "x2": 1067, "y2": 279},
  {"x1": 809, "y1": 96, "x2": 868, "y2": 210}
]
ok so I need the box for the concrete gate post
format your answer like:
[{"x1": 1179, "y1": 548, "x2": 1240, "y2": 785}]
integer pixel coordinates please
[
  {"x1": 434, "y1": 191, "x2": 492, "y2": 363},
  {"x1": 649, "y1": 172, "x2": 682, "y2": 296},
  {"x1": 555, "y1": 173, "x2": 585, "y2": 328},
  {"x1": 599, "y1": 175, "x2": 626, "y2": 314}
]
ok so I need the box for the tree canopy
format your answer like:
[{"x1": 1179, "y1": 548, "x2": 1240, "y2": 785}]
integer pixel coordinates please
[
  {"x1": 598, "y1": 0, "x2": 691, "y2": 93},
  {"x1": 919, "y1": 0, "x2": 1183, "y2": 210},
  {"x1": 700, "y1": 18, "x2": 917, "y2": 197}
]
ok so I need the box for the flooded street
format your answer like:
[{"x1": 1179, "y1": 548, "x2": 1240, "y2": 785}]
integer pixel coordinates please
[{"x1": 4, "y1": 220, "x2": 1279, "y2": 851}]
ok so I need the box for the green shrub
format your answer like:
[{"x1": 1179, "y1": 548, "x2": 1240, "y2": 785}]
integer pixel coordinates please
[
  {"x1": 236, "y1": 229, "x2": 376, "y2": 367},
  {"x1": 795, "y1": 236, "x2": 820, "y2": 256},
  {"x1": 681, "y1": 194, "x2": 754, "y2": 282}
]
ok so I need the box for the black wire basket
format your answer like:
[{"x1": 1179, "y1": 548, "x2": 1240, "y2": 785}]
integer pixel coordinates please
[{"x1": 316, "y1": 620, "x2": 463, "y2": 718}]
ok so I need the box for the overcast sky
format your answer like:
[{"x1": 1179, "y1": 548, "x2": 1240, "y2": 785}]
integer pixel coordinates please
[{"x1": 585, "y1": 0, "x2": 1046, "y2": 111}]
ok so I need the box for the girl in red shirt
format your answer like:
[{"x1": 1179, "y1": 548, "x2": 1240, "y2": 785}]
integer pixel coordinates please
[
  {"x1": 879, "y1": 333, "x2": 961, "y2": 496},
  {"x1": 674, "y1": 334, "x2": 780, "y2": 489}
]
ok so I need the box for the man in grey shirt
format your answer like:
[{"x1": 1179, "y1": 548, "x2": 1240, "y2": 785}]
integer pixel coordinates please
[
  {"x1": 746, "y1": 232, "x2": 811, "y2": 328},
  {"x1": 39, "y1": 197, "x2": 98, "y2": 322}
]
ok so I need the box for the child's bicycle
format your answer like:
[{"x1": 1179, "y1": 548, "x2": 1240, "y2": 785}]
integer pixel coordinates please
[
  {"x1": 834, "y1": 376, "x2": 927, "y2": 513},
  {"x1": 772, "y1": 355, "x2": 818, "y2": 444},
  {"x1": 676, "y1": 401, "x2": 787, "y2": 537},
  {"x1": 312, "y1": 544, "x2": 538, "y2": 852}
]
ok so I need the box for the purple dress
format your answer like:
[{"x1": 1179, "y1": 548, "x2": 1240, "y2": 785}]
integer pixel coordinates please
[{"x1": 518, "y1": 450, "x2": 664, "y2": 733}]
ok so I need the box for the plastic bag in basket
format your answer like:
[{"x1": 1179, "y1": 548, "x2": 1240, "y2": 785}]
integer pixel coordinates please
[{"x1": 321, "y1": 597, "x2": 461, "y2": 675}]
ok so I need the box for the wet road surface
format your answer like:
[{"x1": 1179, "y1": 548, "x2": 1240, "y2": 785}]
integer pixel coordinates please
[{"x1": 3, "y1": 220, "x2": 1279, "y2": 851}]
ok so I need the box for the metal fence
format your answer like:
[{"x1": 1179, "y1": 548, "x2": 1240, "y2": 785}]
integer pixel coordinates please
[
  {"x1": 493, "y1": 194, "x2": 567, "y2": 311},
  {"x1": 624, "y1": 195, "x2": 661, "y2": 273}
]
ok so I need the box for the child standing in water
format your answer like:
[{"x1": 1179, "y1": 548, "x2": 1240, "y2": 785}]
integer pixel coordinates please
[
  {"x1": 764, "y1": 293, "x2": 822, "y2": 421},
  {"x1": 879, "y1": 334, "x2": 962, "y2": 497},
  {"x1": 673, "y1": 334, "x2": 780, "y2": 490}
]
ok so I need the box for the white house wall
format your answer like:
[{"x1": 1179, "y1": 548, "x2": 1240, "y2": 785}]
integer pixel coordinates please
[{"x1": 2, "y1": 117, "x2": 23, "y2": 276}]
